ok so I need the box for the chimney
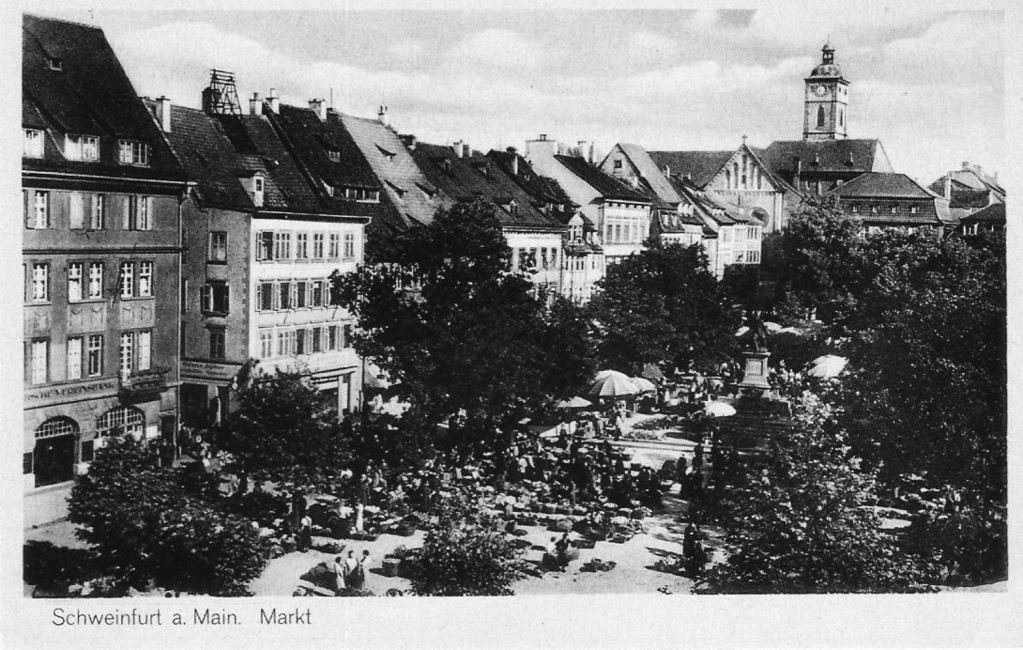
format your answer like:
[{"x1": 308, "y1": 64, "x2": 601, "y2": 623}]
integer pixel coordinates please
[
  {"x1": 309, "y1": 98, "x2": 327, "y2": 121},
  {"x1": 378, "y1": 105, "x2": 389, "y2": 127},
  {"x1": 578, "y1": 140, "x2": 593, "y2": 164},
  {"x1": 943, "y1": 175, "x2": 952, "y2": 200},
  {"x1": 249, "y1": 92, "x2": 262, "y2": 116},
  {"x1": 524, "y1": 134, "x2": 558, "y2": 176},
  {"x1": 399, "y1": 134, "x2": 417, "y2": 152},
  {"x1": 143, "y1": 96, "x2": 172, "y2": 133},
  {"x1": 452, "y1": 140, "x2": 463, "y2": 158},
  {"x1": 267, "y1": 88, "x2": 279, "y2": 113},
  {"x1": 793, "y1": 157, "x2": 802, "y2": 188},
  {"x1": 663, "y1": 165, "x2": 671, "y2": 177},
  {"x1": 962, "y1": 161, "x2": 970, "y2": 170},
  {"x1": 463, "y1": 144, "x2": 470, "y2": 158},
  {"x1": 511, "y1": 154, "x2": 519, "y2": 176}
]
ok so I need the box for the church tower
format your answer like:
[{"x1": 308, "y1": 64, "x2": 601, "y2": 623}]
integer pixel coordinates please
[{"x1": 803, "y1": 43, "x2": 849, "y2": 141}]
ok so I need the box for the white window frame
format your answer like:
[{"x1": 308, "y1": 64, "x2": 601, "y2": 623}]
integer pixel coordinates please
[
  {"x1": 31, "y1": 191, "x2": 49, "y2": 229},
  {"x1": 87, "y1": 335, "x2": 103, "y2": 377},
  {"x1": 31, "y1": 263, "x2": 49, "y2": 302},
  {"x1": 68, "y1": 262, "x2": 83, "y2": 302},
  {"x1": 30, "y1": 340, "x2": 48, "y2": 384},
  {"x1": 312, "y1": 232, "x2": 324, "y2": 259},
  {"x1": 137, "y1": 261, "x2": 153, "y2": 297},
  {"x1": 209, "y1": 231, "x2": 228, "y2": 262},
  {"x1": 329, "y1": 233, "x2": 340, "y2": 259},
  {"x1": 119, "y1": 262, "x2": 134, "y2": 298},
  {"x1": 23, "y1": 129, "x2": 44, "y2": 158},
  {"x1": 343, "y1": 232, "x2": 355, "y2": 259},
  {"x1": 67, "y1": 337, "x2": 82, "y2": 381},
  {"x1": 296, "y1": 232, "x2": 309, "y2": 259},
  {"x1": 65, "y1": 134, "x2": 99, "y2": 161},
  {"x1": 88, "y1": 263, "x2": 104, "y2": 300},
  {"x1": 119, "y1": 332, "x2": 134, "y2": 376},
  {"x1": 91, "y1": 194, "x2": 106, "y2": 230},
  {"x1": 119, "y1": 140, "x2": 150, "y2": 166},
  {"x1": 137, "y1": 330, "x2": 151, "y2": 372},
  {"x1": 260, "y1": 329, "x2": 274, "y2": 358}
]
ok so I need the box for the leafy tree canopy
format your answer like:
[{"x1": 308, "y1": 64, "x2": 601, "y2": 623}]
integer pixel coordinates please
[
  {"x1": 217, "y1": 363, "x2": 350, "y2": 493},
  {"x1": 587, "y1": 238, "x2": 739, "y2": 373},
  {"x1": 332, "y1": 200, "x2": 596, "y2": 455},
  {"x1": 702, "y1": 395, "x2": 927, "y2": 594}
]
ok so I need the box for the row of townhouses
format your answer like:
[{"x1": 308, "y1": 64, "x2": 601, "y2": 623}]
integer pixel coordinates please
[{"x1": 22, "y1": 16, "x2": 1001, "y2": 518}]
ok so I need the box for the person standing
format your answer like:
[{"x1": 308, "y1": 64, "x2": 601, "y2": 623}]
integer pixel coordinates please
[
  {"x1": 343, "y1": 550, "x2": 361, "y2": 589},
  {"x1": 355, "y1": 474, "x2": 370, "y2": 532},
  {"x1": 298, "y1": 513, "x2": 312, "y2": 553},
  {"x1": 333, "y1": 554, "x2": 346, "y2": 595}
]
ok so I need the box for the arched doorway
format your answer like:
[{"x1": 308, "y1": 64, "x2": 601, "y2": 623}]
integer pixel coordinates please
[
  {"x1": 34, "y1": 417, "x2": 78, "y2": 487},
  {"x1": 97, "y1": 406, "x2": 145, "y2": 439}
]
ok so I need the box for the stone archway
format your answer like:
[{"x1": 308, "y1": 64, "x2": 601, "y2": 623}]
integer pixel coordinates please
[{"x1": 33, "y1": 417, "x2": 78, "y2": 487}]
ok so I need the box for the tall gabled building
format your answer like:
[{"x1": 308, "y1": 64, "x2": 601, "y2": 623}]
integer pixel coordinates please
[
  {"x1": 340, "y1": 112, "x2": 447, "y2": 256},
  {"x1": 488, "y1": 149, "x2": 605, "y2": 302},
  {"x1": 928, "y1": 161, "x2": 1005, "y2": 226},
  {"x1": 22, "y1": 15, "x2": 189, "y2": 520},
  {"x1": 524, "y1": 135, "x2": 651, "y2": 269},
  {"x1": 163, "y1": 79, "x2": 376, "y2": 428}
]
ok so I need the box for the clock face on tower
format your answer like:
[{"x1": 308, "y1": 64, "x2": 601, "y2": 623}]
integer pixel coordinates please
[{"x1": 812, "y1": 84, "x2": 828, "y2": 97}]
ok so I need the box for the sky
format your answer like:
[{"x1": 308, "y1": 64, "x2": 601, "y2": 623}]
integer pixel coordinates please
[{"x1": 39, "y1": 6, "x2": 1005, "y2": 185}]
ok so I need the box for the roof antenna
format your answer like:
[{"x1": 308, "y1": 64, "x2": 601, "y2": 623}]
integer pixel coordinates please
[{"x1": 330, "y1": 87, "x2": 334, "y2": 110}]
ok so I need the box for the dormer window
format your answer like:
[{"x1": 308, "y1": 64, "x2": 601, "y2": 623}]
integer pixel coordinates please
[
  {"x1": 328, "y1": 150, "x2": 341, "y2": 162},
  {"x1": 47, "y1": 57, "x2": 62, "y2": 71},
  {"x1": 23, "y1": 129, "x2": 44, "y2": 158},
  {"x1": 253, "y1": 175, "x2": 265, "y2": 207},
  {"x1": 119, "y1": 140, "x2": 150, "y2": 166},
  {"x1": 65, "y1": 134, "x2": 99, "y2": 161},
  {"x1": 506, "y1": 200, "x2": 518, "y2": 216}
]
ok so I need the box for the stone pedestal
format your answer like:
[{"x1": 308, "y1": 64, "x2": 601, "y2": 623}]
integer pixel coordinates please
[{"x1": 739, "y1": 350, "x2": 771, "y2": 395}]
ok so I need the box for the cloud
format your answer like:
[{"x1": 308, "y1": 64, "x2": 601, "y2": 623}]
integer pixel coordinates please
[
  {"x1": 881, "y1": 13, "x2": 1002, "y2": 85},
  {"x1": 628, "y1": 31, "x2": 678, "y2": 60},
  {"x1": 621, "y1": 56, "x2": 813, "y2": 97},
  {"x1": 389, "y1": 39, "x2": 427, "y2": 66},
  {"x1": 744, "y1": 5, "x2": 944, "y2": 50},
  {"x1": 447, "y1": 28, "x2": 540, "y2": 69}
]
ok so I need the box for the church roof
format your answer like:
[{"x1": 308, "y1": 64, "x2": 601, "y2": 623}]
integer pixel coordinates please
[{"x1": 761, "y1": 139, "x2": 891, "y2": 180}]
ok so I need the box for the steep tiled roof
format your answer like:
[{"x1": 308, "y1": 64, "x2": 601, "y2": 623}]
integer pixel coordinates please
[
  {"x1": 487, "y1": 150, "x2": 577, "y2": 208},
  {"x1": 760, "y1": 139, "x2": 891, "y2": 182},
  {"x1": 830, "y1": 172, "x2": 934, "y2": 199},
  {"x1": 167, "y1": 105, "x2": 368, "y2": 216},
  {"x1": 554, "y1": 155, "x2": 650, "y2": 202},
  {"x1": 341, "y1": 114, "x2": 447, "y2": 231},
  {"x1": 614, "y1": 143, "x2": 684, "y2": 204},
  {"x1": 647, "y1": 150, "x2": 733, "y2": 188},
  {"x1": 829, "y1": 173, "x2": 949, "y2": 225},
  {"x1": 22, "y1": 14, "x2": 185, "y2": 182},
  {"x1": 412, "y1": 143, "x2": 564, "y2": 232},
  {"x1": 960, "y1": 202, "x2": 1005, "y2": 223}
]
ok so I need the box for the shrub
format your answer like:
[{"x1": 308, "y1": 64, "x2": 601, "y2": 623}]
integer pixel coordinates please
[
  {"x1": 24, "y1": 542, "x2": 100, "y2": 595},
  {"x1": 407, "y1": 493, "x2": 525, "y2": 596}
]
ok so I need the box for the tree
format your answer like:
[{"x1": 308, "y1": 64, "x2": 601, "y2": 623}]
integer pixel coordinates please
[
  {"x1": 836, "y1": 231, "x2": 1006, "y2": 582},
  {"x1": 587, "y1": 239, "x2": 739, "y2": 373},
  {"x1": 216, "y1": 363, "x2": 350, "y2": 493},
  {"x1": 332, "y1": 200, "x2": 596, "y2": 458},
  {"x1": 702, "y1": 395, "x2": 926, "y2": 594},
  {"x1": 68, "y1": 435, "x2": 267, "y2": 596},
  {"x1": 408, "y1": 492, "x2": 525, "y2": 596},
  {"x1": 772, "y1": 195, "x2": 863, "y2": 324}
]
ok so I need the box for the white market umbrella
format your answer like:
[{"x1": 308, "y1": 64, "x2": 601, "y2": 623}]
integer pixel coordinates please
[
  {"x1": 764, "y1": 321, "x2": 783, "y2": 333},
  {"x1": 807, "y1": 355, "x2": 848, "y2": 379},
  {"x1": 704, "y1": 401, "x2": 737, "y2": 417},
  {"x1": 734, "y1": 326, "x2": 750, "y2": 337},
  {"x1": 555, "y1": 396, "x2": 593, "y2": 410},
  {"x1": 588, "y1": 371, "x2": 639, "y2": 399},
  {"x1": 779, "y1": 326, "x2": 805, "y2": 336},
  {"x1": 631, "y1": 377, "x2": 657, "y2": 393}
]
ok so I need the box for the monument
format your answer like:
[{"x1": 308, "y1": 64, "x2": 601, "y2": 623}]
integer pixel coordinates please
[{"x1": 739, "y1": 312, "x2": 771, "y2": 396}]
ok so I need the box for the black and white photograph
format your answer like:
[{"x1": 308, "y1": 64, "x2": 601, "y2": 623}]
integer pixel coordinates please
[{"x1": 5, "y1": 1, "x2": 1018, "y2": 647}]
